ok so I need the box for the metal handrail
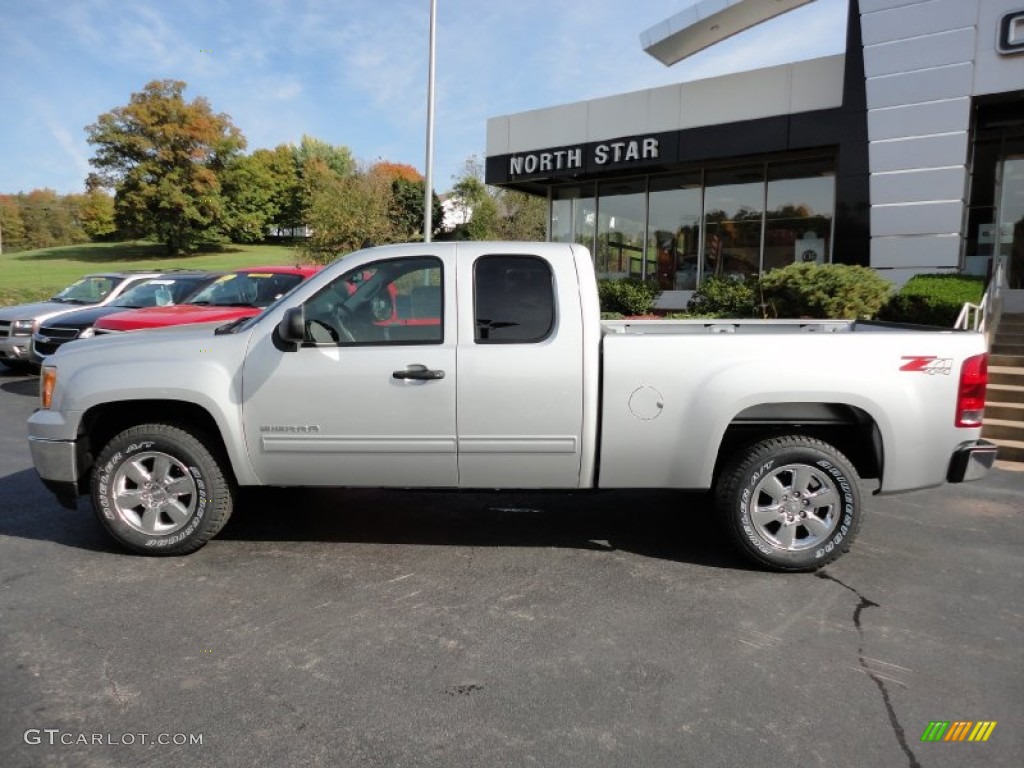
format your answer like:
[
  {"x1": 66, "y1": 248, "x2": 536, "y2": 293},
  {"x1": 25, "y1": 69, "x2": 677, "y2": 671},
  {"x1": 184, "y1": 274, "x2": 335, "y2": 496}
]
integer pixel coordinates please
[{"x1": 955, "y1": 258, "x2": 1006, "y2": 344}]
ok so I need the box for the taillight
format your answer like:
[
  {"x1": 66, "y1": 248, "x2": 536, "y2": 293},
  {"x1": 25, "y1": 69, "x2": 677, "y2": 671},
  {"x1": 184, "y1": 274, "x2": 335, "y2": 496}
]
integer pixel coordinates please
[{"x1": 955, "y1": 353, "x2": 987, "y2": 428}]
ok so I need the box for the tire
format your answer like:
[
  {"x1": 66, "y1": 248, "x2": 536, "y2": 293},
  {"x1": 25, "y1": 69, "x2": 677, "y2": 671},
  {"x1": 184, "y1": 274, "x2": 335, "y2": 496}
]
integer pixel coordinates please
[
  {"x1": 91, "y1": 423, "x2": 234, "y2": 555},
  {"x1": 715, "y1": 435, "x2": 862, "y2": 572}
]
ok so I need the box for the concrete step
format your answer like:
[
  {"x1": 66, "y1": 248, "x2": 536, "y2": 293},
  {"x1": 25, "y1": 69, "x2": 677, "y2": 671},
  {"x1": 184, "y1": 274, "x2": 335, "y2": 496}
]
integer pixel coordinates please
[
  {"x1": 990, "y1": 353, "x2": 1024, "y2": 368},
  {"x1": 981, "y1": 418, "x2": 1024, "y2": 442},
  {"x1": 986, "y1": 401, "x2": 1024, "y2": 421},
  {"x1": 991, "y1": 438, "x2": 1024, "y2": 464},
  {"x1": 992, "y1": 343, "x2": 1024, "y2": 356},
  {"x1": 990, "y1": 366, "x2": 1024, "y2": 387}
]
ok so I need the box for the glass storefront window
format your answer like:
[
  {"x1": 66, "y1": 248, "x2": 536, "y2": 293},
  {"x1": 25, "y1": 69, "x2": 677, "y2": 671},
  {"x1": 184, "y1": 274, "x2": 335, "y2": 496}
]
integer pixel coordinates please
[
  {"x1": 997, "y1": 156, "x2": 1024, "y2": 288},
  {"x1": 595, "y1": 180, "x2": 647, "y2": 280},
  {"x1": 704, "y1": 167, "x2": 764, "y2": 282},
  {"x1": 764, "y1": 159, "x2": 835, "y2": 272},
  {"x1": 551, "y1": 185, "x2": 595, "y2": 253},
  {"x1": 648, "y1": 173, "x2": 703, "y2": 289}
]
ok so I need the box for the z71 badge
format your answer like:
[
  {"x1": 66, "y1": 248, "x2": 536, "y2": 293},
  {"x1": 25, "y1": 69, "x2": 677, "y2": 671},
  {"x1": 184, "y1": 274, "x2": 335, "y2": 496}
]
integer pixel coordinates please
[{"x1": 900, "y1": 356, "x2": 953, "y2": 375}]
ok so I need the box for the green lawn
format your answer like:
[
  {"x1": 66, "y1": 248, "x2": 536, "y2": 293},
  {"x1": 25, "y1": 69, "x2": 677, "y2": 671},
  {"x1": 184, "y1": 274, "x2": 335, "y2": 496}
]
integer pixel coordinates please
[{"x1": 0, "y1": 241, "x2": 305, "y2": 306}]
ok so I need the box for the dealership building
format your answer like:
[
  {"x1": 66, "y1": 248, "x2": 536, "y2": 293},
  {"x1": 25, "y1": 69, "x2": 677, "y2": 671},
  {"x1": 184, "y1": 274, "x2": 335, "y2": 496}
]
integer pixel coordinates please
[{"x1": 485, "y1": 0, "x2": 1024, "y2": 309}]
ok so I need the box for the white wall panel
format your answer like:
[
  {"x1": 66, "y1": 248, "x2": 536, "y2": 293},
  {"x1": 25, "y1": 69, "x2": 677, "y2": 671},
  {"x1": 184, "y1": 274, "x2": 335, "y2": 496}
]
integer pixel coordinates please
[
  {"x1": 789, "y1": 55, "x2": 846, "y2": 112},
  {"x1": 860, "y1": 0, "x2": 929, "y2": 12},
  {"x1": 871, "y1": 234, "x2": 962, "y2": 269},
  {"x1": 861, "y1": 0, "x2": 978, "y2": 46},
  {"x1": 505, "y1": 102, "x2": 589, "y2": 153},
  {"x1": 678, "y1": 63, "x2": 791, "y2": 127},
  {"x1": 486, "y1": 118, "x2": 509, "y2": 157},
  {"x1": 973, "y1": 54, "x2": 1024, "y2": 97},
  {"x1": 587, "y1": 90, "x2": 655, "y2": 140},
  {"x1": 867, "y1": 98, "x2": 970, "y2": 141},
  {"x1": 866, "y1": 63, "x2": 974, "y2": 108},
  {"x1": 871, "y1": 201, "x2": 964, "y2": 236},
  {"x1": 864, "y1": 28, "x2": 976, "y2": 77},
  {"x1": 870, "y1": 167, "x2": 967, "y2": 204},
  {"x1": 869, "y1": 132, "x2": 969, "y2": 172}
]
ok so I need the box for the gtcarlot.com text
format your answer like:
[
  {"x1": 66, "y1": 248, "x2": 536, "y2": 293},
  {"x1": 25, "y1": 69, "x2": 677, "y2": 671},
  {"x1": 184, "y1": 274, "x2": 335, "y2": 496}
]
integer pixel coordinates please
[{"x1": 24, "y1": 729, "x2": 203, "y2": 746}]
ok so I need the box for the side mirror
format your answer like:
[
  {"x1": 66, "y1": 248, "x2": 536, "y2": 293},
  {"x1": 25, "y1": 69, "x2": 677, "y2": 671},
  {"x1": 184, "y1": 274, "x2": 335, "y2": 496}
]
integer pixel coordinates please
[{"x1": 278, "y1": 306, "x2": 305, "y2": 345}]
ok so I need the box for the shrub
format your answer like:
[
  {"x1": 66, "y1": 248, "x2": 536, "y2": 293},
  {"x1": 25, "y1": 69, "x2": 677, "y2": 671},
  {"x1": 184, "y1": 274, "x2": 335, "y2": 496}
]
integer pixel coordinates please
[
  {"x1": 878, "y1": 274, "x2": 985, "y2": 327},
  {"x1": 760, "y1": 262, "x2": 892, "y2": 319},
  {"x1": 597, "y1": 279, "x2": 660, "y2": 316},
  {"x1": 686, "y1": 276, "x2": 760, "y2": 318}
]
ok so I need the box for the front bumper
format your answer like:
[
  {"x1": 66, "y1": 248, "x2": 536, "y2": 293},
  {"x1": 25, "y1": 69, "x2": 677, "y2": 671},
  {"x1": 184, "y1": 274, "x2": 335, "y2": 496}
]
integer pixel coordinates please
[
  {"x1": 28, "y1": 436, "x2": 80, "y2": 509},
  {"x1": 947, "y1": 439, "x2": 999, "y2": 483},
  {"x1": 0, "y1": 335, "x2": 31, "y2": 361}
]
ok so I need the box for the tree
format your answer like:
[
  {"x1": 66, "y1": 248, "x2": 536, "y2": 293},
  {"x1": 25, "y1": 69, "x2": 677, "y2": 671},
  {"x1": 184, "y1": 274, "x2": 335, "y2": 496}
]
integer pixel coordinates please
[
  {"x1": 69, "y1": 190, "x2": 117, "y2": 240},
  {"x1": 300, "y1": 163, "x2": 393, "y2": 263},
  {"x1": 221, "y1": 151, "x2": 285, "y2": 243},
  {"x1": 0, "y1": 196, "x2": 26, "y2": 252},
  {"x1": 86, "y1": 79, "x2": 246, "y2": 254},
  {"x1": 445, "y1": 155, "x2": 546, "y2": 242},
  {"x1": 293, "y1": 135, "x2": 355, "y2": 179}
]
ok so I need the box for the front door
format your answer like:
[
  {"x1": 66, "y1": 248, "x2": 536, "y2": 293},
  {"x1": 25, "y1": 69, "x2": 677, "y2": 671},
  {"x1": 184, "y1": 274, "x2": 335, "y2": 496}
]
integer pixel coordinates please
[{"x1": 241, "y1": 254, "x2": 457, "y2": 487}]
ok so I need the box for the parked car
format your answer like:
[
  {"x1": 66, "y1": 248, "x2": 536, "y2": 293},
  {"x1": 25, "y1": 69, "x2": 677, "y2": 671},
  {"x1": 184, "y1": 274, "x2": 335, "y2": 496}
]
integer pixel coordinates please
[
  {"x1": 0, "y1": 271, "x2": 176, "y2": 372},
  {"x1": 91, "y1": 266, "x2": 320, "y2": 334},
  {"x1": 30, "y1": 272, "x2": 221, "y2": 364},
  {"x1": 28, "y1": 242, "x2": 995, "y2": 569}
]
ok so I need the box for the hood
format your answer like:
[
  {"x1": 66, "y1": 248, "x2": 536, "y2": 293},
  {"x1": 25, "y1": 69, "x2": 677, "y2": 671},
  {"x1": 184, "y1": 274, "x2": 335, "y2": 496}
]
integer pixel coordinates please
[
  {"x1": 0, "y1": 300, "x2": 84, "y2": 323},
  {"x1": 56, "y1": 320, "x2": 230, "y2": 361},
  {"x1": 94, "y1": 304, "x2": 261, "y2": 331},
  {"x1": 37, "y1": 305, "x2": 127, "y2": 331}
]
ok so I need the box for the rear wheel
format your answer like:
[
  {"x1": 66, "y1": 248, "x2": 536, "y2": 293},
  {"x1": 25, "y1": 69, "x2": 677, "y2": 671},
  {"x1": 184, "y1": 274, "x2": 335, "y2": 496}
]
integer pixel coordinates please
[
  {"x1": 716, "y1": 435, "x2": 862, "y2": 571},
  {"x1": 91, "y1": 423, "x2": 234, "y2": 555}
]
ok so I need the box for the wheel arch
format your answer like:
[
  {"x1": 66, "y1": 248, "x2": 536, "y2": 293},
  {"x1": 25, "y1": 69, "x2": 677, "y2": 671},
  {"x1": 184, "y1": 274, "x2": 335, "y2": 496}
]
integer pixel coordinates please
[
  {"x1": 713, "y1": 402, "x2": 883, "y2": 486},
  {"x1": 77, "y1": 399, "x2": 240, "y2": 494}
]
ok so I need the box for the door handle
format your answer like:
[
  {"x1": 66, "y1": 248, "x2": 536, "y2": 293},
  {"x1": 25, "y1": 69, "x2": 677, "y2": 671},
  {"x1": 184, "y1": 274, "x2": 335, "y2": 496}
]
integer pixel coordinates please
[{"x1": 393, "y1": 367, "x2": 445, "y2": 380}]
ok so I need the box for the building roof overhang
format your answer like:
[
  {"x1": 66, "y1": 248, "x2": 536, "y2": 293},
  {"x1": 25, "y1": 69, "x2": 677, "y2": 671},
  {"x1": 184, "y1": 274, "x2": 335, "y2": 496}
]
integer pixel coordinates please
[{"x1": 640, "y1": 0, "x2": 817, "y2": 66}]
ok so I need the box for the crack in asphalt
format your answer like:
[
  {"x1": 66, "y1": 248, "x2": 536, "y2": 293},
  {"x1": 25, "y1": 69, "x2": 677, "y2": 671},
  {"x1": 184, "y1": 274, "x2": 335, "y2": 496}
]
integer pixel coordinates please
[{"x1": 816, "y1": 570, "x2": 921, "y2": 768}]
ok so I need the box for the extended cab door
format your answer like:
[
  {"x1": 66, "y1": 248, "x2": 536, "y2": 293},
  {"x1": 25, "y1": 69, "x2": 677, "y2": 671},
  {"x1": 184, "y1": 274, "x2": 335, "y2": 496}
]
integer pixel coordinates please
[
  {"x1": 455, "y1": 245, "x2": 585, "y2": 488},
  {"x1": 240, "y1": 253, "x2": 457, "y2": 487}
]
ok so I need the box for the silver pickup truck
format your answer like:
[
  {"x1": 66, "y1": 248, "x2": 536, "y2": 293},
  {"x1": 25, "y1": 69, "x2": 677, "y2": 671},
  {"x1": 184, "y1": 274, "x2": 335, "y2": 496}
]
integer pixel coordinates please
[{"x1": 27, "y1": 242, "x2": 997, "y2": 570}]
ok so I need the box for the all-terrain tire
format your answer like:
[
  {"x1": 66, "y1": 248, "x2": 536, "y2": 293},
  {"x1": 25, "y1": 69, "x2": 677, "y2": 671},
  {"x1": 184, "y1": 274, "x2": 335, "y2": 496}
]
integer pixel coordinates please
[
  {"x1": 91, "y1": 423, "x2": 234, "y2": 555},
  {"x1": 715, "y1": 435, "x2": 863, "y2": 572}
]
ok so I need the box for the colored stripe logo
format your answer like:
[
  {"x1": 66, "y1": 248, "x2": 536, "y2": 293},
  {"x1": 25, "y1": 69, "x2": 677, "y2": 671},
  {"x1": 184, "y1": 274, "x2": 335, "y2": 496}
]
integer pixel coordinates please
[{"x1": 921, "y1": 721, "x2": 997, "y2": 742}]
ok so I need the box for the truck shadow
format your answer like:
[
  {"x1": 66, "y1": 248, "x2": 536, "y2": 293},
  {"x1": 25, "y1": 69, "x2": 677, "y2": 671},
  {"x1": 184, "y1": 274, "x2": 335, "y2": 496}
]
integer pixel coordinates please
[
  {"x1": 218, "y1": 486, "x2": 754, "y2": 571},
  {"x1": 0, "y1": 469, "x2": 753, "y2": 569}
]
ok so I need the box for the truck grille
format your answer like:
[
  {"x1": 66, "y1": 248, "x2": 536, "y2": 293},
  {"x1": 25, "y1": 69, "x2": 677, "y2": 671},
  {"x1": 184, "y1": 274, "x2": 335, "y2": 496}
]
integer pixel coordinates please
[
  {"x1": 35, "y1": 326, "x2": 81, "y2": 356},
  {"x1": 0, "y1": 321, "x2": 10, "y2": 339}
]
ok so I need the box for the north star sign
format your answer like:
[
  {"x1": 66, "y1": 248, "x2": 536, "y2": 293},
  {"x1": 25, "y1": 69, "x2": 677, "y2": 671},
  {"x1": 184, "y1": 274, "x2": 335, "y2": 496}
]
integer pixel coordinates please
[{"x1": 508, "y1": 136, "x2": 663, "y2": 177}]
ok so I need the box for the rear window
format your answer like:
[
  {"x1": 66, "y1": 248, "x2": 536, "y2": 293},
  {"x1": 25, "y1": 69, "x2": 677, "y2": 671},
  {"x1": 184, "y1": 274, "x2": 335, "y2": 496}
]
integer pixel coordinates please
[{"x1": 473, "y1": 255, "x2": 555, "y2": 344}]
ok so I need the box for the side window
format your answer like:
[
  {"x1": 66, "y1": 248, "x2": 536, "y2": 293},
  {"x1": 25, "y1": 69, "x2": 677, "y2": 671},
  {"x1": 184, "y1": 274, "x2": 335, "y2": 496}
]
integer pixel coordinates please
[
  {"x1": 474, "y1": 255, "x2": 555, "y2": 344},
  {"x1": 302, "y1": 256, "x2": 443, "y2": 346}
]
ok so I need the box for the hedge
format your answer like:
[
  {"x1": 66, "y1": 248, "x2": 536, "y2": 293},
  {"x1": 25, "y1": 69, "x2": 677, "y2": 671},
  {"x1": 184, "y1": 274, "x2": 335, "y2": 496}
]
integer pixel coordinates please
[{"x1": 878, "y1": 274, "x2": 985, "y2": 327}]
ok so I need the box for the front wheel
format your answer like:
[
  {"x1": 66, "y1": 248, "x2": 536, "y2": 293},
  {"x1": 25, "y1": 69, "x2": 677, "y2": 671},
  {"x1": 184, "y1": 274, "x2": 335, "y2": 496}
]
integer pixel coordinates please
[
  {"x1": 716, "y1": 436, "x2": 862, "y2": 571},
  {"x1": 91, "y1": 424, "x2": 234, "y2": 555}
]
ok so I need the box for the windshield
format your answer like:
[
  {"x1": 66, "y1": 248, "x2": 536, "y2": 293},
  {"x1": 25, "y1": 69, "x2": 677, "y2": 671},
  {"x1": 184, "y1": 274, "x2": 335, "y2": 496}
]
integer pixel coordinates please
[
  {"x1": 229, "y1": 274, "x2": 315, "y2": 334},
  {"x1": 51, "y1": 276, "x2": 120, "y2": 304},
  {"x1": 111, "y1": 277, "x2": 212, "y2": 308},
  {"x1": 188, "y1": 272, "x2": 304, "y2": 309}
]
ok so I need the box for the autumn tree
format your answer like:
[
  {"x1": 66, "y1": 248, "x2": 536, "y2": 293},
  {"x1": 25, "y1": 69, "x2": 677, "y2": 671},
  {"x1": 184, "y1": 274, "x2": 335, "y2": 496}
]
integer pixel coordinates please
[
  {"x1": 0, "y1": 196, "x2": 26, "y2": 252},
  {"x1": 300, "y1": 162, "x2": 394, "y2": 263},
  {"x1": 86, "y1": 80, "x2": 246, "y2": 254},
  {"x1": 69, "y1": 190, "x2": 117, "y2": 240},
  {"x1": 447, "y1": 156, "x2": 546, "y2": 241},
  {"x1": 370, "y1": 162, "x2": 442, "y2": 241}
]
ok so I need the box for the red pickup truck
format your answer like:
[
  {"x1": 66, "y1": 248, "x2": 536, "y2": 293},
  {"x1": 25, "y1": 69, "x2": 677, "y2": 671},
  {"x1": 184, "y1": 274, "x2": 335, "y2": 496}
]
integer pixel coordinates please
[{"x1": 93, "y1": 266, "x2": 320, "y2": 333}]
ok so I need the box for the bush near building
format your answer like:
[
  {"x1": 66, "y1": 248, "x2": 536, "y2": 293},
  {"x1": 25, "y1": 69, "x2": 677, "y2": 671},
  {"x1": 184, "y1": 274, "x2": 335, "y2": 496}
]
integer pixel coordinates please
[
  {"x1": 878, "y1": 274, "x2": 985, "y2": 327},
  {"x1": 597, "y1": 279, "x2": 660, "y2": 316},
  {"x1": 686, "y1": 276, "x2": 761, "y2": 318},
  {"x1": 760, "y1": 262, "x2": 892, "y2": 319}
]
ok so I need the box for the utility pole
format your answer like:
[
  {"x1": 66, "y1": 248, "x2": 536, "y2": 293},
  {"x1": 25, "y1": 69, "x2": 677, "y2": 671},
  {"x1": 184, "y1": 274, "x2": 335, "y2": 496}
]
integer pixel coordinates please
[{"x1": 424, "y1": 0, "x2": 437, "y2": 242}]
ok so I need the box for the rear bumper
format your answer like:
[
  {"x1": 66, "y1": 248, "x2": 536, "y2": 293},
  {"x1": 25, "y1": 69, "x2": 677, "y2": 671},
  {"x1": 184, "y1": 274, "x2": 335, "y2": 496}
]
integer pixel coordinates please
[{"x1": 947, "y1": 440, "x2": 999, "y2": 483}]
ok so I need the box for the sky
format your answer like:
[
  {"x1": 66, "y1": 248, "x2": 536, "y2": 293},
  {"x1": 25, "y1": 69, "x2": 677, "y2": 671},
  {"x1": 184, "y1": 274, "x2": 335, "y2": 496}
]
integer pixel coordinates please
[{"x1": 0, "y1": 0, "x2": 848, "y2": 196}]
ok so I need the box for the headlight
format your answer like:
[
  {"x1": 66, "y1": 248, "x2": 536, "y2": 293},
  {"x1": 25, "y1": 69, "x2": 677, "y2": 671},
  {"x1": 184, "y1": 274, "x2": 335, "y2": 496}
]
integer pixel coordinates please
[
  {"x1": 11, "y1": 319, "x2": 35, "y2": 336},
  {"x1": 78, "y1": 328, "x2": 95, "y2": 339},
  {"x1": 40, "y1": 366, "x2": 57, "y2": 409}
]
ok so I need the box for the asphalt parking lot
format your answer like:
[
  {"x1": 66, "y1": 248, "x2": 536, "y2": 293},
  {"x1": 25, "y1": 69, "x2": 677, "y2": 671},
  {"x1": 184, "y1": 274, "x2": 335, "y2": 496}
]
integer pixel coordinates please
[{"x1": 0, "y1": 364, "x2": 1021, "y2": 768}]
